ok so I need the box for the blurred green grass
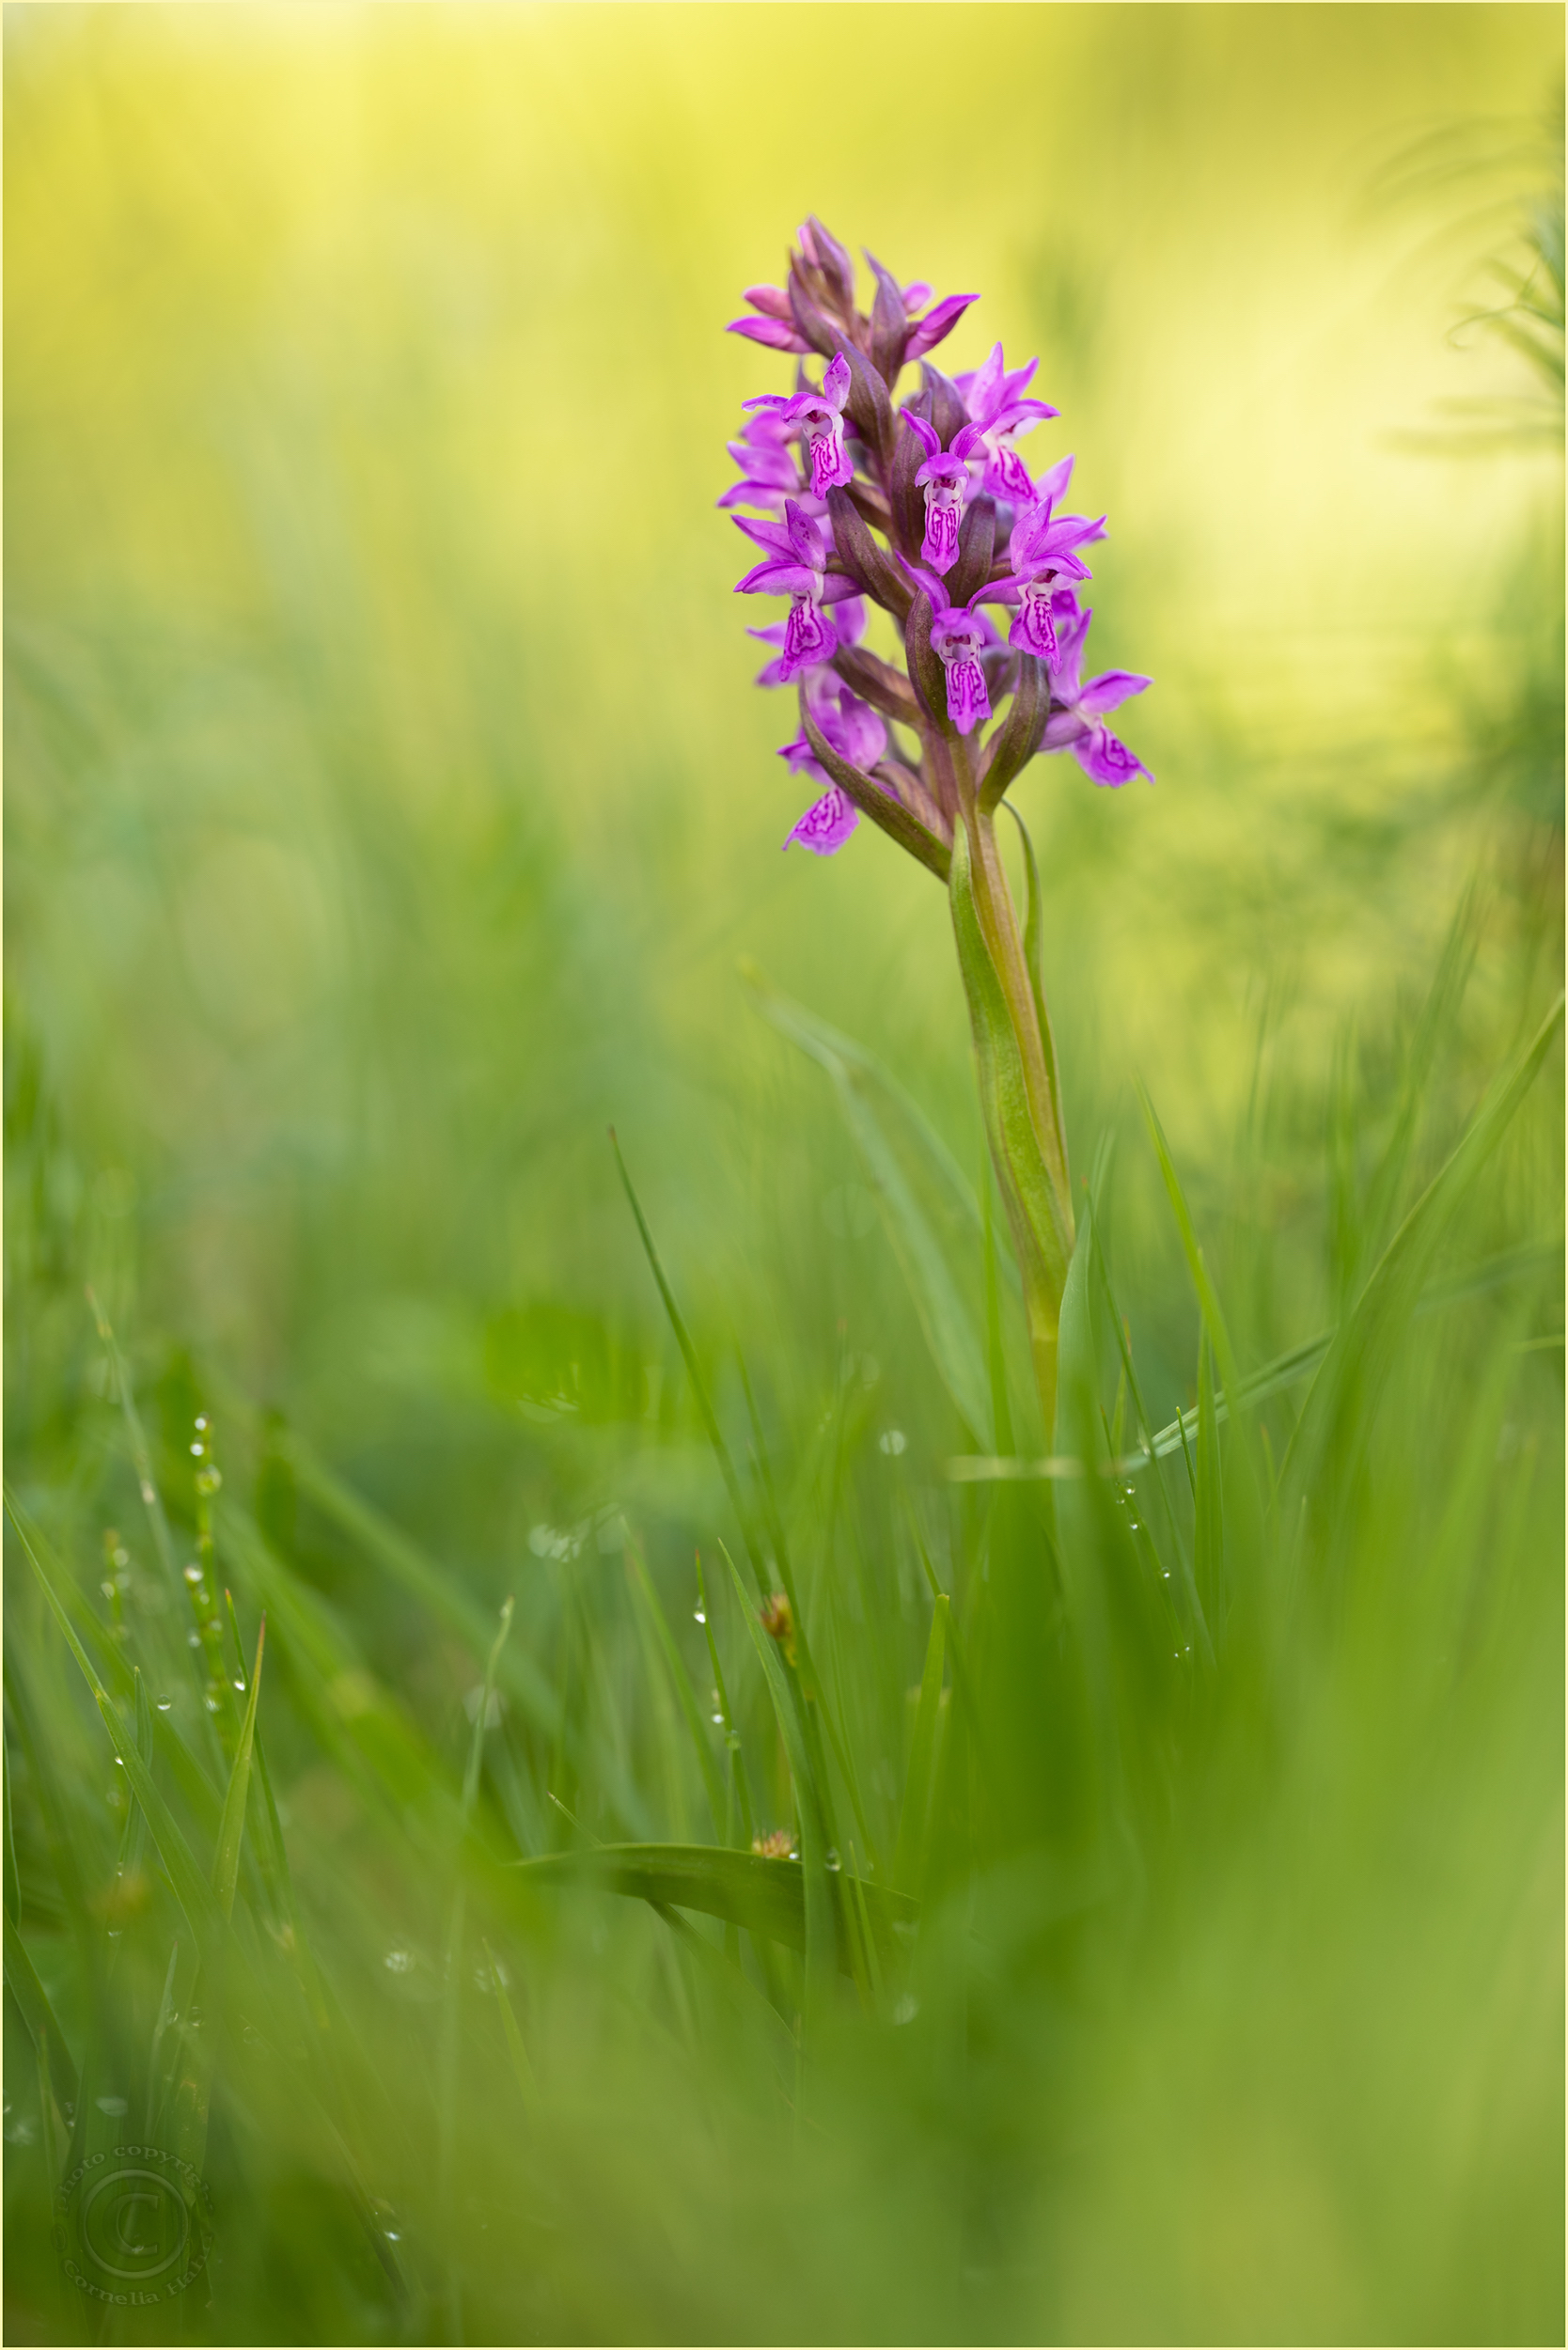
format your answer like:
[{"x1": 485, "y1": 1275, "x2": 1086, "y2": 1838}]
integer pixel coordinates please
[{"x1": 4, "y1": 8, "x2": 1563, "y2": 2344}]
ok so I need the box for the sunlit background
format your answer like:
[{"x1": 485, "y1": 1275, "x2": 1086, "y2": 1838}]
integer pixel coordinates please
[{"x1": 5, "y1": 8, "x2": 1562, "y2": 2342}]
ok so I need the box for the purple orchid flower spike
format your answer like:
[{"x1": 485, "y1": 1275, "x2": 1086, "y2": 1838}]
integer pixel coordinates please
[
  {"x1": 949, "y1": 343, "x2": 1060, "y2": 504},
  {"x1": 985, "y1": 493, "x2": 1107, "y2": 664},
  {"x1": 724, "y1": 223, "x2": 1156, "y2": 1442},
  {"x1": 902, "y1": 411, "x2": 969, "y2": 575},
  {"x1": 745, "y1": 353, "x2": 855, "y2": 500},
  {"x1": 1043, "y1": 603, "x2": 1154, "y2": 786}
]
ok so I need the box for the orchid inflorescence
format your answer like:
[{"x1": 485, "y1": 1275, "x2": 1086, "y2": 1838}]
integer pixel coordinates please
[{"x1": 725, "y1": 216, "x2": 1153, "y2": 866}]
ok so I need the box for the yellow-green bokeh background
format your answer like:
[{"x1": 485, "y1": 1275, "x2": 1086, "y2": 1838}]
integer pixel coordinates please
[{"x1": 7, "y1": 1, "x2": 1560, "y2": 1387}]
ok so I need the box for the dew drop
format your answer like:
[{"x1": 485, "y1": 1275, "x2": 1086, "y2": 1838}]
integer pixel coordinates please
[
  {"x1": 183, "y1": 1563, "x2": 203, "y2": 1585},
  {"x1": 892, "y1": 1993, "x2": 918, "y2": 2025},
  {"x1": 232, "y1": 1679, "x2": 246, "y2": 1693},
  {"x1": 693, "y1": 1609, "x2": 706, "y2": 1624},
  {"x1": 95, "y1": 2095, "x2": 128, "y2": 2118},
  {"x1": 384, "y1": 1949, "x2": 414, "y2": 1974},
  {"x1": 187, "y1": 1631, "x2": 202, "y2": 1649},
  {"x1": 139, "y1": 1481, "x2": 156, "y2": 1506},
  {"x1": 203, "y1": 1695, "x2": 220, "y2": 1713},
  {"x1": 156, "y1": 1697, "x2": 172, "y2": 1712},
  {"x1": 711, "y1": 1712, "x2": 724, "y2": 1725}
]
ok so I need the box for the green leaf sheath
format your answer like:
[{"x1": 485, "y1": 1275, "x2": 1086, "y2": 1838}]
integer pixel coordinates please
[{"x1": 949, "y1": 811, "x2": 1074, "y2": 1435}]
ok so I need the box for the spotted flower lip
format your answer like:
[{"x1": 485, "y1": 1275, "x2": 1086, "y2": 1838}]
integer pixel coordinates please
[{"x1": 1043, "y1": 602, "x2": 1154, "y2": 786}]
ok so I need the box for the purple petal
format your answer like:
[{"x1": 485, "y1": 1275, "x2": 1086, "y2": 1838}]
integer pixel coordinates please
[
  {"x1": 1007, "y1": 588, "x2": 1058, "y2": 664},
  {"x1": 1078, "y1": 669, "x2": 1151, "y2": 718},
  {"x1": 823, "y1": 352, "x2": 852, "y2": 411},
  {"x1": 735, "y1": 558, "x2": 818, "y2": 597},
  {"x1": 944, "y1": 657, "x2": 990, "y2": 734},
  {"x1": 1033, "y1": 452, "x2": 1074, "y2": 506},
  {"x1": 785, "y1": 785, "x2": 860, "y2": 855},
  {"x1": 903, "y1": 293, "x2": 979, "y2": 360},
  {"x1": 783, "y1": 498, "x2": 827, "y2": 569},
  {"x1": 950, "y1": 421, "x2": 987, "y2": 462},
  {"x1": 900, "y1": 408, "x2": 942, "y2": 460},
  {"x1": 920, "y1": 501, "x2": 962, "y2": 574},
  {"x1": 728, "y1": 317, "x2": 812, "y2": 353},
  {"x1": 732, "y1": 512, "x2": 795, "y2": 556},
  {"x1": 901, "y1": 279, "x2": 933, "y2": 314},
  {"x1": 1043, "y1": 711, "x2": 1088, "y2": 751},
  {"x1": 743, "y1": 283, "x2": 793, "y2": 320},
  {"x1": 1073, "y1": 725, "x2": 1154, "y2": 788}
]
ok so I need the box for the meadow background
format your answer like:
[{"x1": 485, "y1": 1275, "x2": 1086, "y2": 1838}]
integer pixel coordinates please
[{"x1": 5, "y1": 7, "x2": 1562, "y2": 2344}]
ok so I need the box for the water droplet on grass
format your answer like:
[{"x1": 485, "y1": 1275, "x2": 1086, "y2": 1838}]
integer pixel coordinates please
[
  {"x1": 892, "y1": 1994, "x2": 918, "y2": 2025},
  {"x1": 384, "y1": 1949, "x2": 414, "y2": 1974},
  {"x1": 156, "y1": 1697, "x2": 172, "y2": 1712},
  {"x1": 693, "y1": 1609, "x2": 706, "y2": 1624}
]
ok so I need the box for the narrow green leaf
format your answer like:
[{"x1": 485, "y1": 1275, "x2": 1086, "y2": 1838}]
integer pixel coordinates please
[
  {"x1": 717, "y1": 1546, "x2": 835, "y2": 2010},
  {"x1": 481, "y1": 1937, "x2": 538, "y2": 2115},
  {"x1": 744, "y1": 960, "x2": 1001, "y2": 1446},
  {"x1": 611, "y1": 1131, "x2": 768, "y2": 1593},
  {"x1": 893, "y1": 1594, "x2": 949, "y2": 1897},
  {"x1": 510, "y1": 1842, "x2": 916, "y2": 1976},
  {"x1": 212, "y1": 1619, "x2": 266, "y2": 1922},
  {"x1": 1284, "y1": 991, "x2": 1564, "y2": 1496},
  {"x1": 3, "y1": 1910, "x2": 79, "y2": 2111},
  {"x1": 1194, "y1": 1331, "x2": 1223, "y2": 1637},
  {"x1": 6, "y1": 1489, "x2": 231, "y2": 1969}
]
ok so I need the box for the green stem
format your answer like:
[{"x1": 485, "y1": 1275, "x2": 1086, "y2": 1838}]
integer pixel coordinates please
[{"x1": 945, "y1": 731, "x2": 1074, "y2": 1442}]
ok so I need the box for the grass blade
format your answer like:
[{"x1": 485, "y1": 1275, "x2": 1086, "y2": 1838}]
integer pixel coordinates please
[
  {"x1": 4, "y1": 1910, "x2": 80, "y2": 2112},
  {"x1": 626, "y1": 1533, "x2": 729, "y2": 1841},
  {"x1": 510, "y1": 1841, "x2": 916, "y2": 1975},
  {"x1": 893, "y1": 1594, "x2": 948, "y2": 1898},
  {"x1": 212, "y1": 1618, "x2": 266, "y2": 1921}
]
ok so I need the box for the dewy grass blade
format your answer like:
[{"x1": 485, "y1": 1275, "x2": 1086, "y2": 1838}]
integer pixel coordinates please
[
  {"x1": 697, "y1": 1551, "x2": 756, "y2": 1852},
  {"x1": 611, "y1": 1127, "x2": 769, "y2": 1591},
  {"x1": 212, "y1": 1618, "x2": 266, "y2": 1922},
  {"x1": 718, "y1": 1544, "x2": 834, "y2": 2015},
  {"x1": 626, "y1": 1532, "x2": 729, "y2": 1840},
  {"x1": 6, "y1": 1487, "x2": 233, "y2": 1970},
  {"x1": 893, "y1": 1593, "x2": 949, "y2": 1898}
]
